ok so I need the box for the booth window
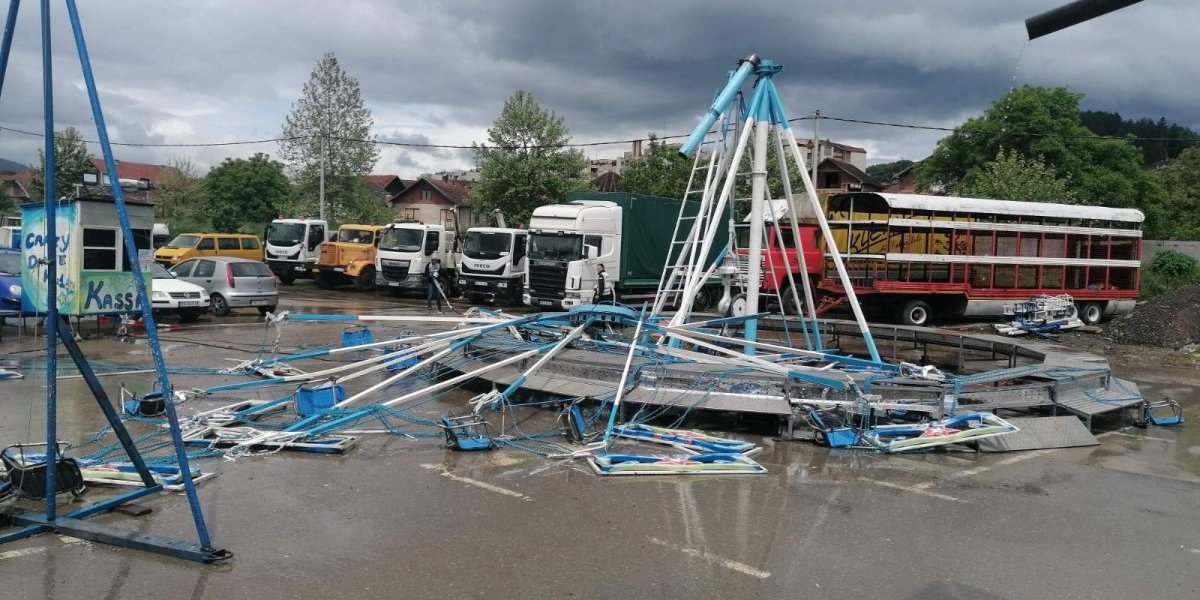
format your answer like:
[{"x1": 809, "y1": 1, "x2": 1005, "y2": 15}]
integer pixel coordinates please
[
  {"x1": 121, "y1": 228, "x2": 152, "y2": 271},
  {"x1": 83, "y1": 227, "x2": 118, "y2": 270}
]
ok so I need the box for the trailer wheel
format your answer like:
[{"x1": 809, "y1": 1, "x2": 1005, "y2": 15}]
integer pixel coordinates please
[
  {"x1": 353, "y1": 266, "x2": 375, "y2": 292},
  {"x1": 1077, "y1": 301, "x2": 1103, "y2": 325},
  {"x1": 782, "y1": 286, "x2": 802, "y2": 316},
  {"x1": 897, "y1": 299, "x2": 932, "y2": 327},
  {"x1": 725, "y1": 293, "x2": 748, "y2": 318}
]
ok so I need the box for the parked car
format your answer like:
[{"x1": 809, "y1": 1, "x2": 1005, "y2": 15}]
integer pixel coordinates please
[
  {"x1": 150, "y1": 263, "x2": 209, "y2": 322},
  {"x1": 169, "y1": 257, "x2": 278, "y2": 316},
  {"x1": 154, "y1": 232, "x2": 264, "y2": 267},
  {"x1": 0, "y1": 250, "x2": 23, "y2": 313}
]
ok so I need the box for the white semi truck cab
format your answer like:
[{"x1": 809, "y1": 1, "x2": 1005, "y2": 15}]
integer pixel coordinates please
[
  {"x1": 524, "y1": 201, "x2": 621, "y2": 310},
  {"x1": 265, "y1": 218, "x2": 328, "y2": 284},
  {"x1": 375, "y1": 222, "x2": 458, "y2": 293},
  {"x1": 456, "y1": 227, "x2": 527, "y2": 304}
]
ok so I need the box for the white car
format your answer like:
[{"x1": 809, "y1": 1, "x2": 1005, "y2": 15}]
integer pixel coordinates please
[{"x1": 151, "y1": 263, "x2": 210, "y2": 322}]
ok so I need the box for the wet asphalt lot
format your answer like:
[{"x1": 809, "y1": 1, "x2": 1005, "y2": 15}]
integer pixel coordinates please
[{"x1": 1, "y1": 282, "x2": 1198, "y2": 600}]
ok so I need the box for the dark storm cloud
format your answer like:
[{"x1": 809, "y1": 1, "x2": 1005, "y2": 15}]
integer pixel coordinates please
[{"x1": 0, "y1": 0, "x2": 1194, "y2": 174}]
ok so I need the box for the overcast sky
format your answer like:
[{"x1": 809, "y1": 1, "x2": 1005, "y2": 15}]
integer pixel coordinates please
[{"x1": 0, "y1": 0, "x2": 1195, "y2": 176}]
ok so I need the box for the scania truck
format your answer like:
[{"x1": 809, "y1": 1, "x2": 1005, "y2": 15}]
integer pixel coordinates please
[{"x1": 524, "y1": 192, "x2": 723, "y2": 309}]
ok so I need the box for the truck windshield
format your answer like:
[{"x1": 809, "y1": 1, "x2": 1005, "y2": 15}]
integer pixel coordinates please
[
  {"x1": 379, "y1": 228, "x2": 423, "y2": 252},
  {"x1": 266, "y1": 223, "x2": 307, "y2": 246},
  {"x1": 338, "y1": 228, "x2": 376, "y2": 244},
  {"x1": 529, "y1": 234, "x2": 582, "y2": 261},
  {"x1": 463, "y1": 231, "x2": 512, "y2": 259},
  {"x1": 267, "y1": 223, "x2": 306, "y2": 246},
  {"x1": 165, "y1": 234, "x2": 200, "y2": 249},
  {"x1": 733, "y1": 225, "x2": 796, "y2": 250}
]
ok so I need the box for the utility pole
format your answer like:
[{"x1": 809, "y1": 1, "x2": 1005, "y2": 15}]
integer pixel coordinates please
[
  {"x1": 811, "y1": 108, "x2": 820, "y2": 193},
  {"x1": 318, "y1": 135, "x2": 326, "y2": 222}
]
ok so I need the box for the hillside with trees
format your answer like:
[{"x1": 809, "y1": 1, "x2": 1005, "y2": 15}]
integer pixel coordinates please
[{"x1": 1079, "y1": 110, "x2": 1199, "y2": 166}]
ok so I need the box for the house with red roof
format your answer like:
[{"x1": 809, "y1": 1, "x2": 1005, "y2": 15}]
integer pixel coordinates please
[{"x1": 386, "y1": 175, "x2": 477, "y2": 230}]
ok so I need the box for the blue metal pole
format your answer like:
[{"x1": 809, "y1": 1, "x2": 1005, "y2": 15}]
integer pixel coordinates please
[
  {"x1": 40, "y1": 0, "x2": 58, "y2": 523},
  {"x1": 63, "y1": 0, "x2": 212, "y2": 549},
  {"x1": 0, "y1": 0, "x2": 20, "y2": 98},
  {"x1": 679, "y1": 54, "x2": 760, "y2": 158}
]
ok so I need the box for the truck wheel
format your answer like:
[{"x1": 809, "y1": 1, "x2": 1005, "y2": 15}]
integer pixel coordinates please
[
  {"x1": 314, "y1": 270, "x2": 333, "y2": 290},
  {"x1": 782, "y1": 286, "x2": 803, "y2": 316},
  {"x1": 353, "y1": 266, "x2": 375, "y2": 292},
  {"x1": 277, "y1": 272, "x2": 295, "y2": 286},
  {"x1": 1077, "y1": 301, "x2": 1103, "y2": 325},
  {"x1": 694, "y1": 286, "x2": 720, "y2": 312},
  {"x1": 896, "y1": 300, "x2": 932, "y2": 327}
]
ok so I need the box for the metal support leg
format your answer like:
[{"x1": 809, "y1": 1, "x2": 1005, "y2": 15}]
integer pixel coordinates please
[{"x1": 56, "y1": 317, "x2": 156, "y2": 487}]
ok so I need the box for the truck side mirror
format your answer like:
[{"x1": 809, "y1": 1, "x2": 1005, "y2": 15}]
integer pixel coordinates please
[{"x1": 424, "y1": 238, "x2": 438, "y2": 256}]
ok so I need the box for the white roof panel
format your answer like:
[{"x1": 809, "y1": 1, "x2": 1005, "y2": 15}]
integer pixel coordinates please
[{"x1": 830, "y1": 193, "x2": 1144, "y2": 224}]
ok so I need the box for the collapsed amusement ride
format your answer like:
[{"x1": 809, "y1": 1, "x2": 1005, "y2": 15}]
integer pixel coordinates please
[{"x1": 1, "y1": 47, "x2": 1181, "y2": 562}]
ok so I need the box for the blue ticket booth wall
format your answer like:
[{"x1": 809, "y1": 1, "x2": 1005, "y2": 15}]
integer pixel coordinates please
[{"x1": 21, "y1": 197, "x2": 154, "y2": 315}]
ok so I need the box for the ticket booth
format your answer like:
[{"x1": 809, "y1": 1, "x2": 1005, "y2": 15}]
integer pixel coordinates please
[{"x1": 20, "y1": 196, "x2": 154, "y2": 315}]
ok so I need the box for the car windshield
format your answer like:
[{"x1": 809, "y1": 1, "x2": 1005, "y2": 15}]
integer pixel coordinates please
[
  {"x1": 463, "y1": 231, "x2": 511, "y2": 259},
  {"x1": 266, "y1": 223, "x2": 306, "y2": 246},
  {"x1": 338, "y1": 228, "x2": 376, "y2": 244},
  {"x1": 151, "y1": 263, "x2": 174, "y2": 279},
  {"x1": 379, "y1": 228, "x2": 423, "y2": 252},
  {"x1": 529, "y1": 234, "x2": 582, "y2": 261},
  {"x1": 165, "y1": 234, "x2": 200, "y2": 249},
  {"x1": 0, "y1": 252, "x2": 21, "y2": 275}
]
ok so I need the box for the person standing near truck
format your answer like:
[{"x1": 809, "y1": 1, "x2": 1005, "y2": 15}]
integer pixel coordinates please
[{"x1": 424, "y1": 258, "x2": 444, "y2": 313}]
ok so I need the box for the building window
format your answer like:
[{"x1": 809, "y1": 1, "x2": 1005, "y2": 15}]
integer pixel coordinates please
[
  {"x1": 122, "y1": 228, "x2": 152, "y2": 271},
  {"x1": 421, "y1": 188, "x2": 431, "y2": 200},
  {"x1": 402, "y1": 208, "x2": 418, "y2": 220},
  {"x1": 83, "y1": 227, "x2": 118, "y2": 270},
  {"x1": 440, "y1": 209, "x2": 455, "y2": 225}
]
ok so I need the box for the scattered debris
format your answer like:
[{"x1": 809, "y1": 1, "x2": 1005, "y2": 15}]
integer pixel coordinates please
[{"x1": 995, "y1": 295, "x2": 1083, "y2": 337}]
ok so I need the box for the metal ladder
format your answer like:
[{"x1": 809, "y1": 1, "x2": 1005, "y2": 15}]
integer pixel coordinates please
[{"x1": 650, "y1": 109, "x2": 739, "y2": 315}]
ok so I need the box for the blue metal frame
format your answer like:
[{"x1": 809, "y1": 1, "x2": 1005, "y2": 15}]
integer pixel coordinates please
[{"x1": 0, "y1": 0, "x2": 227, "y2": 564}]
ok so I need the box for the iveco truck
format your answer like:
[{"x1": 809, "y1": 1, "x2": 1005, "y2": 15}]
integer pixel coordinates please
[
  {"x1": 524, "y1": 192, "x2": 720, "y2": 309},
  {"x1": 456, "y1": 227, "x2": 527, "y2": 304},
  {"x1": 265, "y1": 218, "x2": 328, "y2": 284},
  {"x1": 374, "y1": 222, "x2": 458, "y2": 295}
]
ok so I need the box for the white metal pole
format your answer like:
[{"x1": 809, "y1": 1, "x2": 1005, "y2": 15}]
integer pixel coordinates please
[
  {"x1": 782, "y1": 126, "x2": 882, "y2": 363},
  {"x1": 773, "y1": 125, "x2": 821, "y2": 339},
  {"x1": 744, "y1": 119, "x2": 769, "y2": 351},
  {"x1": 380, "y1": 347, "x2": 541, "y2": 408}
]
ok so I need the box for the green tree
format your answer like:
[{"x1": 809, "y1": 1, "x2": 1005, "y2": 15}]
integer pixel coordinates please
[
  {"x1": 30, "y1": 127, "x2": 94, "y2": 199},
  {"x1": 957, "y1": 149, "x2": 1076, "y2": 203},
  {"x1": 1152, "y1": 146, "x2": 1200, "y2": 240},
  {"x1": 278, "y1": 52, "x2": 380, "y2": 224},
  {"x1": 470, "y1": 91, "x2": 588, "y2": 225},
  {"x1": 617, "y1": 134, "x2": 693, "y2": 198},
  {"x1": 156, "y1": 156, "x2": 206, "y2": 227},
  {"x1": 201, "y1": 154, "x2": 292, "y2": 233},
  {"x1": 918, "y1": 86, "x2": 1157, "y2": 208},
  {"x1": 917, "y1": 85, "x2": 1170, "y2": 236},
  {"x1": 866, "y1": 159, "x2": 914, "y2": 183}
]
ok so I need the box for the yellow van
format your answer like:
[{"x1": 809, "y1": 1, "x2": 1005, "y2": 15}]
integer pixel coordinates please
[{"x1": 154, "y1": 233, "x2": 264, "y2": 266}]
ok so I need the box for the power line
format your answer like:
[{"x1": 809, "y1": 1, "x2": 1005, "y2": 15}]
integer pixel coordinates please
[{"x1": 3, "y1": 113, "x2": 1197, "y2": 152}]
